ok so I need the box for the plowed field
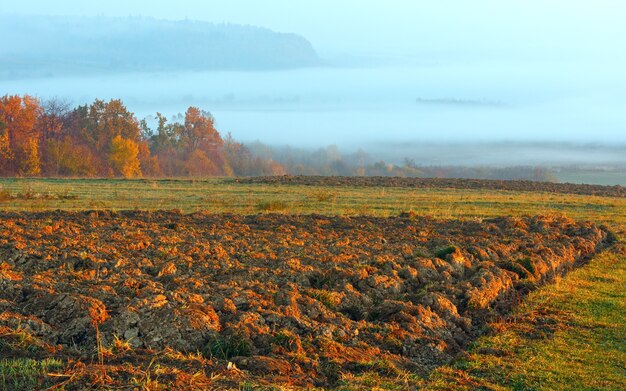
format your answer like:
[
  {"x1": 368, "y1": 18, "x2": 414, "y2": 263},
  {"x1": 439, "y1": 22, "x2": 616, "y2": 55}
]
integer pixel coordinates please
[{"x1": 0, "y1": 211, "x2": 614, "y2": 389}]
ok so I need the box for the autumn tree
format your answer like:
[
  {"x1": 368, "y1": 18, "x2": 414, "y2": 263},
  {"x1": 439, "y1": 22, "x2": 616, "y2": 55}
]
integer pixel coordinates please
[
  {"x1": 43, "y1": 138, "x2": 98, "y2": 177},
  {"x1": 0, "y1": 95, "x2": 42, "y2": 176},
  {"x1": 179, "y1": 107, "x2": 221, "y2": 152},
  {"x1": 109, "y1": 135, "x2": 141, "y2": 178},
  {"x1": 0, "y1": 118, "x2": 11, "y2": 170},
  {"x1": 38, "y1": 98, "x2": 71, "y2": 141},
  {"x1": 144, "y1": 113, "x2": 183, "y2": 176},
  {"x1": 145, "y1": 107, "x2": 230, "y2": 177},
  {"x1": 84, "y1": 99, "x2": 143, "y2": 151},
  {"x1": 183, "y1": 149, "x2": 219, "y2": 177},
  {"x1": 37, "y1": 98, "x2": 76, "y2": 176},
  {"x1": 177, "y1": 107, "x2": 228, "y2": 176},
  {"x1": 67, "y1": 99, "x2": 144, "y2": 177},
  {"x1": 223, "y1": 133, "x2": 250, "y2": 175},
  {"x1": 137, "y1": 141, "x2": 161, "y2": 177},
  {"x1": 223, "y1": 133, "x2": 285, "y2": 176}
]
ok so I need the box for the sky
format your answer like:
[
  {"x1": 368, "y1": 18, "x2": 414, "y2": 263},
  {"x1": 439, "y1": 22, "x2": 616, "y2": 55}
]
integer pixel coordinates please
[
  {"x1": 4, "y1": 0, "x2": 626, "y2": 60},
  {"x1": 2, "y1": 1, "x2": 626, "y2": 149}
]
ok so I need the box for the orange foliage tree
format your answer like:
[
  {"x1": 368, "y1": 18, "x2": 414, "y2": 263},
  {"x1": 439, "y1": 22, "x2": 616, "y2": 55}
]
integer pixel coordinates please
[
  {"x1": 177, "y1": 107, "x2": 229, "y2": 176},
  {"x1": 0, "y1": 95, "x2": 43, "y2": 176}
]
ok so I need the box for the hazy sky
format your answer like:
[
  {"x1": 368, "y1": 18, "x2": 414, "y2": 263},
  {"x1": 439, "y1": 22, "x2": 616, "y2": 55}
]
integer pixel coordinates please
[
  {"x1": 4, "y1": 0, "x2": 626, "y2": 60},
  {"x1": 3, "y1": 1, "x2": 626, "y2": 147}
]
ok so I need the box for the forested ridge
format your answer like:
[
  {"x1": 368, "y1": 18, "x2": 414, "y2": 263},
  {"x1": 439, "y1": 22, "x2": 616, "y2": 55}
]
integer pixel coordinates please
[{"x1": 0, "y1": 15, "x2": 322, "y2": 78}]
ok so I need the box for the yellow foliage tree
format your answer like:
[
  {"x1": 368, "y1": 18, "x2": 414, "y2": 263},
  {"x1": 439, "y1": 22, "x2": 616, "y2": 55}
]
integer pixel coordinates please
[
  {"x1": 0, "y1": 129, "x2": 12, "y2": 161},
  {"x1": 109, "y1": 136, "x2": 142, "y2": 178},
  {"x1": 21, "y1": 137, "x2": 41, "y2": 176}
]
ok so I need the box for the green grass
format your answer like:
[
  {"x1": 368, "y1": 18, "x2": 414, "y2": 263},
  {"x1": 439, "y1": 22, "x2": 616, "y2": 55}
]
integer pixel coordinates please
[
  {"x1": 0, "y1": 177, "x2": 624, "y2": 390},
  {"x1": 202, "y1": 334, "x2": 253, "y2": 360},
  {"x1": 0, "y1": 358, "x2": 64, "y2": 391},
  {"x1": 423, "y1": 248, "x2": 626, "y2": 391},
  {"x1": 0, "y1": 178, "x2": 624, "y2": 226}
]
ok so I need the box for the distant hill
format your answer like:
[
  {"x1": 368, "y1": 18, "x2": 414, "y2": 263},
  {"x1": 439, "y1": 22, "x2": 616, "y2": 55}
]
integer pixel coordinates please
[{"x1": 0, "y1": 15, "x2": 323, "y2": 78}]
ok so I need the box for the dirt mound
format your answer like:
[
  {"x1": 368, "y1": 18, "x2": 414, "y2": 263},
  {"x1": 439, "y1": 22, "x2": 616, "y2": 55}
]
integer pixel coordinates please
[
  {"x1": 238, "y1": 175, "x2": 626, "y2": 198},
  {"x1": 0, "y1": 211, "x2": 613, "y2": 387}
]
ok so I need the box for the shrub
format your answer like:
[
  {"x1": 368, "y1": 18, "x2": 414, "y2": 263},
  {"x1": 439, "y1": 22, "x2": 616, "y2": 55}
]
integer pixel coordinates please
[
  {"x1": 434, "y1": 245, "x2": 457, "y2": 259},
  {"x1": 203, "y1": 334, "x2": 253, "y2": 360}
]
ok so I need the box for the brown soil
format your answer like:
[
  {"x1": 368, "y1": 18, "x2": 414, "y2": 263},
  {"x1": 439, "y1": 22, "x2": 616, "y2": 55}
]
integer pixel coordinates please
[
  {"x1": 238, "y1": 175, "x2": 626, "y2": 198},
  {"x1": 0, "y1": 211, "x2": 613, "y2": 388}
]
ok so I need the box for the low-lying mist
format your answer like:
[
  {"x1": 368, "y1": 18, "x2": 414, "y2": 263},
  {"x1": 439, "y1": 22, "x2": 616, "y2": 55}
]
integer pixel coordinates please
[
  {"x1": 2, "y1": 14, "x2": 625, "y2": 185},
  {"x1": 5, "y1": 62, "x2": 625, "y2": 148},
  {"x1": 245, "y1": 141, "x2": 626, "y2": 185}
]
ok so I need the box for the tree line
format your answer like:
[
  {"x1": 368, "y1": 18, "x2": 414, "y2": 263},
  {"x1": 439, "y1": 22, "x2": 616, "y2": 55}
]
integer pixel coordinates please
[
  {"x1": 0, "y1": 95, "x2": 285, "y2": 178},
  {"x1": 0, "y1": 94, "x2": 558, "y2": 181},
  {"x1": 246, "y1": 142, "x2": 558, "y2": 181}
]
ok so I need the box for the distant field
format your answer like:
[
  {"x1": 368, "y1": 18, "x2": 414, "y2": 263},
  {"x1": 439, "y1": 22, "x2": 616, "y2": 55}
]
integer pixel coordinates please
[
  {"x1": 240, "y1": 175, "x2": 626, "y2": 197},
  {"x1": 555, "y1": 169, "x2": 626, "y2": 186},
  {"x1": 0, "y1": 177, "x2": 624, "y2": 390}
]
